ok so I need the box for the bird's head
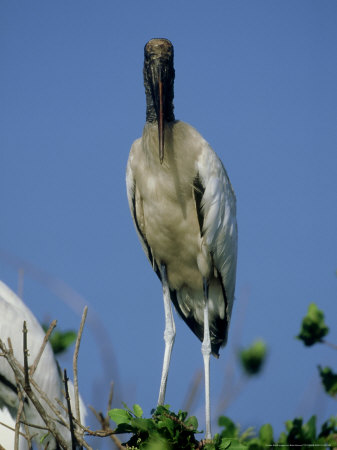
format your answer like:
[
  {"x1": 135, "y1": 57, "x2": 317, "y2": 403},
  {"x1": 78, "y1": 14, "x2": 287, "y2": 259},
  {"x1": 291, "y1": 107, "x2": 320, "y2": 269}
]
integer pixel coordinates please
[{"x1": 144, "y1": 38, "x2": 175, "y2": 164}]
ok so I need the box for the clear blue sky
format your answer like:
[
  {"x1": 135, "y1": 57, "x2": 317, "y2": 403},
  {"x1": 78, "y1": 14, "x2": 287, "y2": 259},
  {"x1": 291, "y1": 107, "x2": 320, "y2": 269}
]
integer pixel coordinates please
[{"x1": 1, "y1": 1, "x2": 336, "y2": 447}]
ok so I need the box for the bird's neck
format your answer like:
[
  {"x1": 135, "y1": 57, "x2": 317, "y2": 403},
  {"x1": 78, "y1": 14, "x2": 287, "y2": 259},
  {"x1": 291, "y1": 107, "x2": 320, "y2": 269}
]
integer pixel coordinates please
[{"x1": 145, "y1": 89, "x2": 175, "y2": 123}]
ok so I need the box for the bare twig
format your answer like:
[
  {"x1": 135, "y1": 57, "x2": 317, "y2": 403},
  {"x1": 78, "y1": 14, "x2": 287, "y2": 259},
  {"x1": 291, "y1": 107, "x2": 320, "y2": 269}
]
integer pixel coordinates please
[
  {"x1": 7, "y1": 337, "x2": 13, "y2": 354},
  {"x1": 73, "y1": 306, "x2": 88, "y2": 425},
  {"x1": 1, "y1": 314, "x2": 97, "y2": 449},
  {"x1": 10, "y1": 338, "x2": 33, "y2": 448},
  {"x1": 20, "y1": 406, "x2": 33, "y2": 448},
  {"x1": 0, "y1": 420, "x2": 28, "y2": 440},
  {"x1": 88, "y1": 405, "x2": 102, "y2": 425},
  {"x1": 14, "y1": 396, "x2": 25, "y2": 450},
  {"x1": 18, "y1": 421, "x2": 49, "y2": 430},
  {"x1": 89, "y1": 404, "x2": 125, "y2": 449},
  {"x1": 23, "y1": 321, "x2": 30, "y2": 389},
  {"x1": 64, "y1": 369, "x2": 77, "y2": 449},
  {"x1": 26, "y1": 375, "x2": 70, "y2": 431},
  {"x1": 108, "y1": 381, "x2": 114, "y2": 411},
  {"x1": 83, "y1": 427, "x2": 115, "y2": 437},
  {"x1": 29, "y1": 319, "x2": 57, "y2": 377},
  {"x1": 8, "y1": 330, "x2": 70, "y2": 431},
  {"x1": 0, "y1": 339, "x2": 69, "y2": 449}
]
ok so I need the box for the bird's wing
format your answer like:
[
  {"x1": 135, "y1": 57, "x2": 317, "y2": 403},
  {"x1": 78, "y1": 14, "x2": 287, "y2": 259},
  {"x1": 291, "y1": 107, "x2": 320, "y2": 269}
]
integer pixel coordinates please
[
  {"x1": 0, "y1": 406, "x2": 28, "y2": 449},
  {"x1": 196, "y1": 142, "x2": 238, "y2": 329},
  {"x1": 0, "y1": 281, "x2": 62, "y2": 398},
  {"x1": 126, "y1": 140, "x2": 161, "y2": 279},
  {"x1": 0, "y1": 281, "x2": 86, "y2": 446}
]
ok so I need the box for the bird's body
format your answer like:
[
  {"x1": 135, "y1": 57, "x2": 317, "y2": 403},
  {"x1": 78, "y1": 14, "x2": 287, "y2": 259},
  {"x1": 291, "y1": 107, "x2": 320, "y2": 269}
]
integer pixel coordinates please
[
  {"x1": 127, "y1": 120, "x2": 237, "y2": 355},
  {"x1": 126, "y1": 38, "x2": 237, "y2": 439},
  {"x1": 0, "y1": 280, "x2": 86, "y2": 449}
]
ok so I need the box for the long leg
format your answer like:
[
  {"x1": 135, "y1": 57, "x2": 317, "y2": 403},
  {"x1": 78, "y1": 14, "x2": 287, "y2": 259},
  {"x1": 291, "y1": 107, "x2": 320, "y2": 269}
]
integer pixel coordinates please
[
  {"x1": 201, "y1": 278, "x2": 212, "y2": 440},
  {"x1": 157, "y1": 264, "x2": 176, "y2": 405}
]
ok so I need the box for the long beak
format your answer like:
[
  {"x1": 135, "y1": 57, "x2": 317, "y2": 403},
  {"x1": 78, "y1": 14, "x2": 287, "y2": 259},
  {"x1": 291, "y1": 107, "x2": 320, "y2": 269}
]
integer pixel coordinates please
[{"x1": 158, "y1": 77, "x2": 164, "y2": 164}]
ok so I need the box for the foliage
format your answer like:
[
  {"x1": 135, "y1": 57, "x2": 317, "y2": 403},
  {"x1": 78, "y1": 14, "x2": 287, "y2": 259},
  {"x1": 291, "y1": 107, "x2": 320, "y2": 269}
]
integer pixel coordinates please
[
  {"x1": 296, "y1": 303, "x2": 329, "y2": 346},
  {"x1": 105, "y1": 301, "x2": 337, "y2": 449},
  {"x1": 214, "y1": 414, "x2": 337, "y2": 449},
  {"x1": 318, "y1": 366, "x2": 337, "y2": 397},
  {"x1": 109, "y1": 404, "x2": 200, "y2": 449},
  {"x1": 42, "y1": 324, "x2": 77, "y2": 355},
  {"x1": 239, "y1": 339, "x2": 267, "y2": 376},
  {"x1": 297, "y1": 303, "x2": 336, "y2": 400},
  {"x1": 108, "y1": 404, "x2": 337, "y2": 449}
]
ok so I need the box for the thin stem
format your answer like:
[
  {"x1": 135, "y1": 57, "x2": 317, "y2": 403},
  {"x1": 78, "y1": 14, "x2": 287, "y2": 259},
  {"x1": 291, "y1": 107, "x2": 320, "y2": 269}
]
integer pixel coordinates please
[
  {"x1": 73, "y1": 306, "x2": 88, "y2": 424},
  {"x1": 88, "y1": 405, "x2": 125, "y2": 448},
  {"x1": 14, "y1": 397, "x2": 25, "y2": 450},
  {"x1": 107, "y1": 381, "x2": 114, "y2": 411},
  {"x1": 64, "y1": 369, "x2": 76, "y2": 450},
  {"x1": 0, "y1": 338, "x2": 70, "y2": 449},
  {"x1": 30, "y1": 319, "x2": 57, "y2": 377},
  {"x1": 23, "y1": 321, "x2": 29, "y2": 389}
]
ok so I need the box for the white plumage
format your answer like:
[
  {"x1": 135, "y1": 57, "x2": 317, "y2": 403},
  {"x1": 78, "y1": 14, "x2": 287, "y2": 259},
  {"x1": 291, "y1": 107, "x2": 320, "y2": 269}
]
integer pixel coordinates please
[{"x1": 0, "y1": 280, "x2": 86, "y2": 449}]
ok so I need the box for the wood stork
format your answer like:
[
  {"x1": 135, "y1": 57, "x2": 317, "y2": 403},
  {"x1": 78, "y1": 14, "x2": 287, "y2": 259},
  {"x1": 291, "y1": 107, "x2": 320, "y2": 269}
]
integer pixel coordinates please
[
  {"x1": 126, "y1": 38, "x2": 237, "y2": 439},
  {"x1": 0, "y1": 280, "x2": 86, "y2": 449}
]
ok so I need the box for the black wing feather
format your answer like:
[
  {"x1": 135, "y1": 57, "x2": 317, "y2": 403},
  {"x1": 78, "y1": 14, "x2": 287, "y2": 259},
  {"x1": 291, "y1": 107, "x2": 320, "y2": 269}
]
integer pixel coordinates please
[{"x1": 193, "y1": 173, "x2": 205, "y2": 236}]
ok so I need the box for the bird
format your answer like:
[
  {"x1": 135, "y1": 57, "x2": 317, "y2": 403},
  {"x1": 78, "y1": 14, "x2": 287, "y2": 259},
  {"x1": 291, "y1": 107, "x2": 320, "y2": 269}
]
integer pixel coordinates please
[
  {"x1": 126, "y1": 38, "x2": 237, "y2": 439},
  {"x1": 0, "y1": 280, "x2": 86, "y2": 449}
]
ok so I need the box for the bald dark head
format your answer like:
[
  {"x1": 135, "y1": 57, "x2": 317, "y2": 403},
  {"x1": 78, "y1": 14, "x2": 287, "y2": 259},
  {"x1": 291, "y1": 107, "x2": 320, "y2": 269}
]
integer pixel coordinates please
[{"x1": 144, "y1": 38, "x2": 174, "y2": 63}]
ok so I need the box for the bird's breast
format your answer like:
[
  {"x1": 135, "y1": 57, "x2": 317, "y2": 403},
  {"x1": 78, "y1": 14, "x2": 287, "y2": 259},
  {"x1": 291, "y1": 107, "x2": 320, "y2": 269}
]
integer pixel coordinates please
[
  {"x1": 133, "y1": 122, "x2": 209, "y2": 290},
  {"x1": 142, "y1": 172, "x2": 204, "y2": 290}
]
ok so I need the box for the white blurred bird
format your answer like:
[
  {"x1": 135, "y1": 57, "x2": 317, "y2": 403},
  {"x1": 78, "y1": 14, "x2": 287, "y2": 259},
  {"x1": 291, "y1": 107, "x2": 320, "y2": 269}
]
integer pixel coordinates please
[
  {"x1": 126, "y1": 38, "x2": 237, "y2": 439},
  {"x1": 0, "y1": 280, "x2": 86, "y2": 449}
]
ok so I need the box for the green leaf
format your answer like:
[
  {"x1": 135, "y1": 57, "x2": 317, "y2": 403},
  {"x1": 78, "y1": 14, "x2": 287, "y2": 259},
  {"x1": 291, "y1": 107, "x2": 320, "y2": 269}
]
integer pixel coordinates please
[
  {"x1": 318, "y1": 415, "x2": 337, "y2": 438},
  {"x1": 108, "y1": 408, "x2": 132, "y2": 425},
  {"x1": 225, "y1": 438, "x2": 248, "y2": 449},
  {"x1": 318, "y1": 366, "x2": 337, "y2": 396},
  {"x1": 239, "y1": 339, "x2": 267, "y2": 375},
  {"x1": 303, "y1": 415, "x2": 316, "y2": 441},
  {"x1": 220, "y1": 438, "x2": 232, "y2": 449},
  {"x1": 130, "y1": 417, "x2": 155, "y2": 432},
  {"x1": 277, "y1": 431, "x2": 287, "y2": 444},
  {"x1": 296, "y1": 303, "x2": 329, "y2": 346},
  {"x1": 154, "y1": 405, "x2": 170, "y2": 416},
  {"x1": 185, "y1": 415, "x2": 198, "y2": 430},
  {"x1": 282, "y1": 416, "x2": 317, "y2": 445},
  {"x1": 246, "y1": 439, "x2": 264, "y2": 450},
  {"x1": 133, "y1": 403, "x2": 143, "y2": 418},
  {"x1": 259, "y1": 423, "x2": 273, "y2": 445},
  {"x1": 240, "y1": 427, "x2": 255, "y2": 441},
  {"x1": 178, "y1": 409, "x2": 188, "y2": 422},
  {"x1": 157, "y1": 418, "x2": 175, "y2": 437},
  {"x1": 122, "y1": 401, "x2": 134, "y2": 415},
  {"x1": 218, "y1": 416, "x2": 238, "y2": 438},
  {"x1": 145, "y1": 436, "x2": 170, "y2": 450}
]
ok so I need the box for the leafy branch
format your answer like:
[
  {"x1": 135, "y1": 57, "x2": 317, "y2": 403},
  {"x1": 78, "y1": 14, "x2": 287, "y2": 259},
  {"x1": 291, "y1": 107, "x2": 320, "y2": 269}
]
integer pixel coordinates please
[{"x1": 297, "y1": 302, "x2": 337, "y2": 400}]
